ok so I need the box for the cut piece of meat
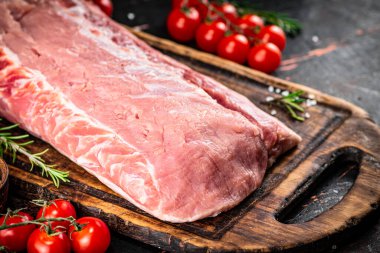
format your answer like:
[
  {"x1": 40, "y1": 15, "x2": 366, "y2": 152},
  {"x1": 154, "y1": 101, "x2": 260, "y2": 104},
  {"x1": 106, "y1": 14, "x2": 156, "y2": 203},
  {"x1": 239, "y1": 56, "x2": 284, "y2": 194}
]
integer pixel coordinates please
[{"x1": 0, "y1": 0, "x2": 301, "y2": 222}]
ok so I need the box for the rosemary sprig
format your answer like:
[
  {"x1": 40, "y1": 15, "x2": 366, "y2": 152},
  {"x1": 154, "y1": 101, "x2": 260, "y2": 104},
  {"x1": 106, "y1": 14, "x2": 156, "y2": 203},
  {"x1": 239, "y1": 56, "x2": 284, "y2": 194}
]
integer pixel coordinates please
[
  {"x1": 219, "y1": 0, "x2": 302, "y2": 36},
  {"x1": 0, "y1": 119, "x2": 69, "y2": 187},
  {"x1": 249, "y1": 10, "x2": 302, "y2": 37},
  {"x1": 265, "y1": 90, "x2": 306, "y2": 121}
]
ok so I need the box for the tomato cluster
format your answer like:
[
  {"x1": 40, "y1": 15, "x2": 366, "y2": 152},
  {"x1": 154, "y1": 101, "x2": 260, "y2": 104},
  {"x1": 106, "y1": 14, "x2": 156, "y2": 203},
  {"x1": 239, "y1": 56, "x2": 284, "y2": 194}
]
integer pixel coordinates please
[
  {"x1": 0, "y1": 199, "x2": 111, "y2": 253},
  {"x1": 167, "y1": 0, "x2": 286, "y2": 73}
]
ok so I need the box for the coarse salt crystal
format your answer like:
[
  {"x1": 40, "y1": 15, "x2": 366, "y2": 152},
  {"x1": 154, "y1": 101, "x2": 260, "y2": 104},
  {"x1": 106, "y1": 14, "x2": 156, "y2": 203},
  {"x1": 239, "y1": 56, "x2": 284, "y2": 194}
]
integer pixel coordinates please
[
  {"x1": 312, "y1": 35, "x2": 319, "y2": 43},
  {"x1": 281, "y1": 90, "x2": 290, "y2": 96},
  {"x1": 275, "y1": 88, "x2": 281, "y2": 94},
  {"x1": 270, "y1": 109, "x2": 277, "y2": 115},
  {"x1": 266, "y1": 96, "x2": 274, "y2": 102},
  {"x1": 127, "y1": 12, "x2": 135, "y2": 20},
  {"x1": 306, "y1": 99, "x2": 317, "y2": 107},
  {"x1": 268, "y1": 86, "x2": 274, "y2": 93},
  {"x1": 304, "y1": 112, "x2": 310, "y2": 118}
]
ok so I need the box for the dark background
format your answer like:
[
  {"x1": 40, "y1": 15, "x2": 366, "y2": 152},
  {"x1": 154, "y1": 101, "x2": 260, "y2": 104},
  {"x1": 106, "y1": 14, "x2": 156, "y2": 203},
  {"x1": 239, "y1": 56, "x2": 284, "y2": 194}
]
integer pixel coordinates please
[{"x1": 107, "y1": 0, "x2": 380, "y2": 252}]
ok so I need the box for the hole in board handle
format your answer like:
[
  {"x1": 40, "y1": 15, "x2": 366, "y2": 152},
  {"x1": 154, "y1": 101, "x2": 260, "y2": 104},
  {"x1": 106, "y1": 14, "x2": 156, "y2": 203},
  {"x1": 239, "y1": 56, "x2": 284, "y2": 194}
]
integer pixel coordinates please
[{"x1": 276, "y1": 147, "x2": 362, "y2": 224}]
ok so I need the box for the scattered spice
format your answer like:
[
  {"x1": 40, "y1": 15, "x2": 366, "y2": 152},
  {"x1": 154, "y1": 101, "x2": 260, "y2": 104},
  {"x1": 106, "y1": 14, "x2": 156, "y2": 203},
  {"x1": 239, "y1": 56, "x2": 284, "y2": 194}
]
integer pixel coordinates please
[{"x1": 264, "y1": 87, "x2": 317, "y2": 121}]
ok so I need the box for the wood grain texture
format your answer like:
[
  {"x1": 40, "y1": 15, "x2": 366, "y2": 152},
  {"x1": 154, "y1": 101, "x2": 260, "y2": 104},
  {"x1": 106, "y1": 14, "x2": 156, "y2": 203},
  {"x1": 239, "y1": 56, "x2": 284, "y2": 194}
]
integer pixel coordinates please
[
  {"x1": 0, "y1": 159, "x2": 9, "y2": 212},
  {"x1": 4, "y1": 25, "x2": 380, "y2": 252}
]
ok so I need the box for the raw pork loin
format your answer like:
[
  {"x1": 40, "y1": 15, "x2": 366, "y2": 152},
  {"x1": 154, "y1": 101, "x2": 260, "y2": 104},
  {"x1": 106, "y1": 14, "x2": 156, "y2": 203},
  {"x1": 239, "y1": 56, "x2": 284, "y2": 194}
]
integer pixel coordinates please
[{"x1": 0, "y1": 0, "x2": 301, "y2": 222}]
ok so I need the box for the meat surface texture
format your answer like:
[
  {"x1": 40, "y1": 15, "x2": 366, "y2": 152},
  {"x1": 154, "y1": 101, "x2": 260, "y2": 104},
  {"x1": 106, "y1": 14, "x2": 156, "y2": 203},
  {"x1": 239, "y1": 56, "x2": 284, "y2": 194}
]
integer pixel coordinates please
[{"x1": 0, "y1": 0, "x2": 301, "y2": 222}]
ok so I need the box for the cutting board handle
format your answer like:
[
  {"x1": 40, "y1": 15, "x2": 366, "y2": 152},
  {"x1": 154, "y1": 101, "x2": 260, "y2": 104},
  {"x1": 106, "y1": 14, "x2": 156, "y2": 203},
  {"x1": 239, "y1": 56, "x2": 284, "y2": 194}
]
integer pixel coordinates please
[{"x1": 255, "y1": 117, "x2": 380, "y2": 249}]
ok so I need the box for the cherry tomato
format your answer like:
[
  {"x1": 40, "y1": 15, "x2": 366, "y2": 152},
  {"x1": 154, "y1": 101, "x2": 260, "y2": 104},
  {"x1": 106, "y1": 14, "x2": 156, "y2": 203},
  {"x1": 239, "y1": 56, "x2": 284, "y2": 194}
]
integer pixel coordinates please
[
  {"x1": 69, "y1": 217, "x2": 111, "y2": 253},
  {"x1": 194, "y1": 2, "x2": 209, "y2": 20},
  {"x1": 93, "y1": 0, "x2": 113, "y2": 16},
  {"x1": 0, "y1": 211, "x2": 35, "y2": 252},
  {"x1": 27, "y1": 229, "x2": 71, "y2": 253},
  {"x1": 217, "y1": 34, "x2": 250, "y2": 64},
  {"x1": 237, "y1": 14, "x2": 264, "y2": 39},
  {"x1": 196, "y1": 21, "x2": 227, "y2": 53},
  {"x1": 172, "y1": 0, "x2": 197, "y2": 8},
  {"x1": 172, "y1": 0, "x2": 208, "y2": 20},
  {"x1": 167, "y1": 8, "x2": 201, "y2": 42},
  {"x1": 257, "y1": 25, "x2": 287, "y2": 51},
  {"x1": 248, "y1": 43, "x2": 282, "y2": 73},
  {"x1": 213, "y1": 2, "x2": 238, "y2": 23},
  {"x1": 36, "y1": 199, "x2": 77, "y2": 231}
]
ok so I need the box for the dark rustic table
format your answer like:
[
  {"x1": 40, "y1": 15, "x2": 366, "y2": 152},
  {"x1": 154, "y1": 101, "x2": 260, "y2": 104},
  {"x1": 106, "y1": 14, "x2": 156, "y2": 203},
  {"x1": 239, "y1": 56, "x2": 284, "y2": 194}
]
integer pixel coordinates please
[{"x1": 107, "y1": 0, "x2": 380, "y2": 252}]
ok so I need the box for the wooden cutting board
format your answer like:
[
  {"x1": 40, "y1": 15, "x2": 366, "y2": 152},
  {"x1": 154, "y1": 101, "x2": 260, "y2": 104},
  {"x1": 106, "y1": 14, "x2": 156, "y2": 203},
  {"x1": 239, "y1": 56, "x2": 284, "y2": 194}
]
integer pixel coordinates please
[{"x1": 4, "y1": 28, "x2": 380, "y2": 252}]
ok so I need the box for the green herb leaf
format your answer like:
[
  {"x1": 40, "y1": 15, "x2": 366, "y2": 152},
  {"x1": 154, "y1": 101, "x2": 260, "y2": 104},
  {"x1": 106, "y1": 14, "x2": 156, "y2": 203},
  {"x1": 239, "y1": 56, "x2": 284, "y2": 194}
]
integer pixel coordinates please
[
  {"x1": 250, "y1": 10, "x2": 302, "y2": 37},
  {"x1": 0, "y1": 119, "x2": 70, "y2": 187},
  {"x1": 264, "y1": 90, "x2": 308, "y2": 121},
  {"x1": 224, "y1": 0, "x2": 302, "y2": 36}
]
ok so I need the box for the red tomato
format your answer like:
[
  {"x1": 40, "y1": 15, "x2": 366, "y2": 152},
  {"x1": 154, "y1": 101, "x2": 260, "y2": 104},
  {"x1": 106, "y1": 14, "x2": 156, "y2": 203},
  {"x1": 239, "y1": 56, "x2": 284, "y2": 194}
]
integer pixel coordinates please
[
  {"x1": 0, "y1": 211, "x2": 35, "y2": 252},
  {"x1": 257, "y1": 25, "x2": 287, "y2": 51},
  {"x1": 213, "y1": 2, "x2": 238, "y2": 23},
  {"x1": 248, "y1": 43, "x2": 282, "y2": 73},
  {"x1": 36, "y1": 199, "x2": 77, "y2": 231},
  {"x1": 167, "y1": 8, "x2": 201, "y2": 42},
  {"x1": 196, "y1": 21, "x2": 227, "y2": 53},
  {"x1": 69, "y1": 217, "x2": 111, "y2": 253},
  {"x1": 217, "y1": 34, "x2": 250, "y2": 64},
  {"x1": 172, "y1": 0, "x2": 209, "y2": 20},
  {"x1": 93, "y1": 0, "x2": 113, "y2": 16},
  {"x1": 195, "y1": 2, "x2": 209, "y2": 20},
  {"x1": 237, "y1": 14, "x2": 264, "y2": 39},
  {"x1": 172, "y1": 0, "x2": 197, "y2": 8},
  {"x1": 27, "y1": 229, "x2": 71, "y2": 253}
]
